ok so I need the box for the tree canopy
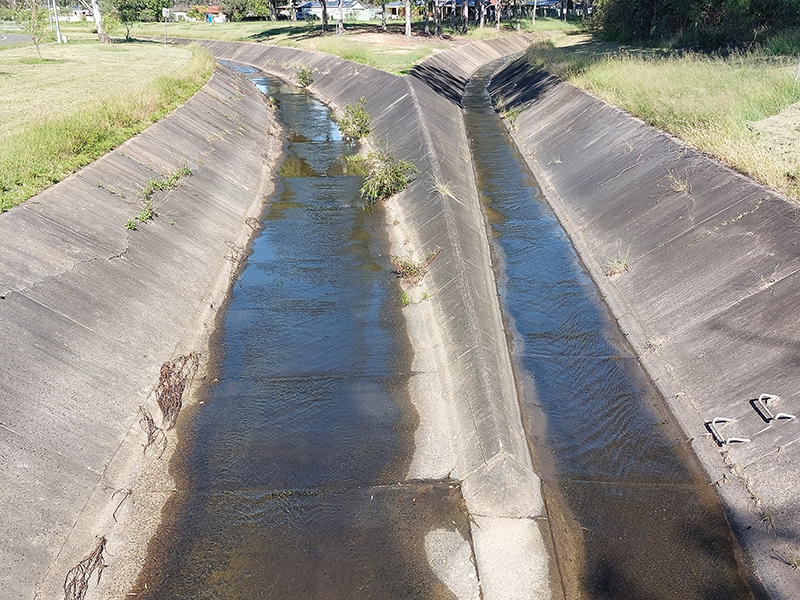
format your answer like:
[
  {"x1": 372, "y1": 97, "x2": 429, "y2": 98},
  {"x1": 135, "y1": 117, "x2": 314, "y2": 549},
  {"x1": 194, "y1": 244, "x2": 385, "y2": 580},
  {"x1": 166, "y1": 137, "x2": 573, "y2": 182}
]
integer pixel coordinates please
[{"x1": 594, "y1": 0, "x2": 800, "y2": 48}]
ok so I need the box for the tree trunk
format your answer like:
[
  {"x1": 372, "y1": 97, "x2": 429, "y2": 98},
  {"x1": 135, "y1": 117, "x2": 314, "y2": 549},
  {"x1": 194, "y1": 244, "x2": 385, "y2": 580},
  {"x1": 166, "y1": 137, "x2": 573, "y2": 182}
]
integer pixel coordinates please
[
  {"x1": 494, "y1": 0, "x2": 500, "y2": 29},
  {"x1": 91, "y1": 0, "x2": 111, "y2": 43},
  {"x1": 531, "y1": 0, "x2": 536, "y2": 26},
  {"x1": 381, "y1": 0, "x2": 386, "y2": 30},
  {"x1": 461, "y1": 0, "x2": 468, "y2": 33},
  {"x1": 424, "y1": 0, "x2": 429, "y2": 34},
  {"x1": 290, "y1": 0, "x2": 296, "y2": 21},
  {"x1": 405, "y1": 0, "x2": 411, "y2": 36},
  {"x1": 269, "y1": 0, "x2": 278, "y2": 20},
  {"x1": 479, "y1": 0, "x2": 485, "y2": 28},
  {"x1": 433, "y1": 0, "x2": 441, "y2": 36},
  {"x1": 322, "y1": 0, "x2": 328, "y2": 31},
  {"x1": 337, "y1": 0, "x2": 343, "y2": 34}
]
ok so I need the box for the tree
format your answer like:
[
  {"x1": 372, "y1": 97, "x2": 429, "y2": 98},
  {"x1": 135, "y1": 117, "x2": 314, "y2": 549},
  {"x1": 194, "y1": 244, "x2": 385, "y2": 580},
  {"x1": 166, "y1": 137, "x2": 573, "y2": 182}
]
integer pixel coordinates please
[
  {"x1": 404, "y1": 0, "x2": 410, "y2": 36},
  {"x1": 336, "y1": 0, "x2": 343, "y2": 33},
  {"x1": 321, "y1": 0, "x2": 328, "y2": 31},
  {"x1": 112, "y1": 0, "x2": 141, "y2": 38},
  {"x1": 92, "y1": 0, "x2": 111, "y2": 41},
  {"x1": 18, "y1": 0, "x2": 47, "y2": 58}
]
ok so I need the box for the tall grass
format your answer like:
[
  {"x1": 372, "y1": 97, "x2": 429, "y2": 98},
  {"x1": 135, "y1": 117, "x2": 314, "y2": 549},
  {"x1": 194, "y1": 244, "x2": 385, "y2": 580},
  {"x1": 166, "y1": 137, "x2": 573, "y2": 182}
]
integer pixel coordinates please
[
  {"x1": 0, "y1": 44, "x2": 214, "y2": 211},
  {"x1": 527, "y1": 36, "x2": 800, "y2": 198}
]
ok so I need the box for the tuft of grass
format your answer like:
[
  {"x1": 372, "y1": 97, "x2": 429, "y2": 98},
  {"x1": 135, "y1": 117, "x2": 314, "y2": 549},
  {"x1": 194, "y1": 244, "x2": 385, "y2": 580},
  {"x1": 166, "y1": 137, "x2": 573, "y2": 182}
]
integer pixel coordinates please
[
  {"x1": 605, "y1": 248, "x2": 630, "y2": 277},
  {"x1": 525, "y1": 34, "x2": 800, "y2": 200},
  {"x1": 666, "y1": 169, "x2": 692, "y2": 193},
  {"x1": 390, "y1": 246, "x2": 441, "y2": 286},
  {"x1": 1, "y1": 44, "x2": 213, "y2": 212},
  {"x1": 400, "y1": 290, "x2": 410, "y2": 306},
  {"x1": 361, "y1": 144, "x2": 417, "y2": 204}
]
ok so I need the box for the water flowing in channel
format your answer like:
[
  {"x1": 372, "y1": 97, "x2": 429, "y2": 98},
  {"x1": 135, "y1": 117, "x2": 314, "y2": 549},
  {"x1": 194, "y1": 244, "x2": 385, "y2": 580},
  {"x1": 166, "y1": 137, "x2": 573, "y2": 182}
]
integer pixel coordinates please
[
  {"x1": 464, "y1": 64, "x2": 757, "y2": 600},
  {"x1": 131, "y1": 70, "x2": 465, "y2": 600}
]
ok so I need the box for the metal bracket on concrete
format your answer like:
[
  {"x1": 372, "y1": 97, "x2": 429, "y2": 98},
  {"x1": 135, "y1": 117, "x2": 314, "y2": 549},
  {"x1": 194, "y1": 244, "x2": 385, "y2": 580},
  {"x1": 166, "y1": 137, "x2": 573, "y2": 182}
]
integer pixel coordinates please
[
  {"x1": 706, "y1": 418, "x2": 752, "y2": 446},
  {"x1": 753, "y1": 394, "x2": 797, "y2": 422}
]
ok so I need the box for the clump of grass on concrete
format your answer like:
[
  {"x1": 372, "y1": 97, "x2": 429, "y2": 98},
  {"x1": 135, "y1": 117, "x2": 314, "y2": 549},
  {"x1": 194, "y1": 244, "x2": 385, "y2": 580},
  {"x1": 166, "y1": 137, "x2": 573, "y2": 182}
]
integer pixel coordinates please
[
  {"x1": 361, "y1": 145, "x2": 417, "y2": 204},
  {"x1": 391, "y1": 246, "x2": 441, "y2": 286},
  {"x1": 338, "y1": 97, "x2": 371, "y2": 141},
  {"x1": 296, "y1": 66, "x2": 314, "y2": 87},
  {"x1": 525, "y1": 35, "x2": 800, "y2": 199},
  {"x1": 126, "y1": 166, "x2": 192, "y2": 230},
  {"x1": 0, "y1": 43, "x2": 213, "y2": 212}
]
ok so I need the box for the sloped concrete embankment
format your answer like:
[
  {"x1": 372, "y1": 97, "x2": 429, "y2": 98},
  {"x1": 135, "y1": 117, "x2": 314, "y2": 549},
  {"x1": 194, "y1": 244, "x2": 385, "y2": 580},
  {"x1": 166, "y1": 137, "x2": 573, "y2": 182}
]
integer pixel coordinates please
[
  {"x1": 200, "y1": 39, "x2": 551, "y2": 598},
  {"x1": 1, "y1": 65, "x2": 281, "y2": 599},
  {"x1": 490, "y1": 58, "x2": 800, "y2": 599}
]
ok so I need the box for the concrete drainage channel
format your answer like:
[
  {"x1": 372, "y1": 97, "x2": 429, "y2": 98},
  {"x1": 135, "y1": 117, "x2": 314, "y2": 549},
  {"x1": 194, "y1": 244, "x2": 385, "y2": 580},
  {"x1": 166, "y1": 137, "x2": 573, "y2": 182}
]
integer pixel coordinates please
[{"x1": 4, "y1": 36, "x2": 790, "y2": 600}]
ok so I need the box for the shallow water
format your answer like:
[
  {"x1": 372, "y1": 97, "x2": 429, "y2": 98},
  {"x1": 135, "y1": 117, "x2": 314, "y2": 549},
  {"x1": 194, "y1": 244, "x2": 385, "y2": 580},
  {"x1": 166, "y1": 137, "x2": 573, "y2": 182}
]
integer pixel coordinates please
[
  {"x1": 131, "y1": 70, "x2": 464, "y2": 600},
  {"x1": 464, "y1": 64, "x2": 756, "y2": 600}
]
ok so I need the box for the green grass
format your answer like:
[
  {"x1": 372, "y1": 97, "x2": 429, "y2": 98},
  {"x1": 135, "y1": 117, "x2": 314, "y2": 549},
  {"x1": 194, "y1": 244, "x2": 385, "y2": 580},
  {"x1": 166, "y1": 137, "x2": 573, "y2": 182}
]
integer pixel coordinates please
[
  {"x1": 0, "y1": 42, "x2": 213, "y2": 211},
  {"x1": 130, "y1": 18, "x2": 576, "y2": 75},
  {"x1": 526, "y1": 34, "x2": 800, "y2": 199}
]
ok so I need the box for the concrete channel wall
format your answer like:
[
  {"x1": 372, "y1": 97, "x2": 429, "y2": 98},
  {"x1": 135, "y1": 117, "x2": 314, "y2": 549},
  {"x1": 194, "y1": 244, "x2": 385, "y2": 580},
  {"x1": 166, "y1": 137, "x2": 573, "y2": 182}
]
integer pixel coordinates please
[
  {"x1": 490, "y1": 59, "x2": 800, "y2": 599},
  {"x1": 199, "y1": 38, "x2": 553, "y2": 598},
  {"x1": 1, "y1": 66, "x2": 281, "y2": 599}
]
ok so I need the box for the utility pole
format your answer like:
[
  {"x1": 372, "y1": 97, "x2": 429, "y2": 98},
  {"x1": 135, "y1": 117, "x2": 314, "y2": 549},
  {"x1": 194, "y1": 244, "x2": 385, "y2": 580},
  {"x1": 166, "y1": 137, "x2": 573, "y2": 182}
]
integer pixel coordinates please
[{"x1": 51, "y1": 0, "x2": 63, "y2": 43}]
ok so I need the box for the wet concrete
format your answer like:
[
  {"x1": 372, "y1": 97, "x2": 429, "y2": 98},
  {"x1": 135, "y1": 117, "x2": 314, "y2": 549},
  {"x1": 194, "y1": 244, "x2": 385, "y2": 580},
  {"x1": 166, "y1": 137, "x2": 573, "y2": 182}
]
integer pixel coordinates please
[
  {"x1": 464, "y1": 63, "x2": 758, "y2": 600},
  {"x1": 130, "y1": 71, "x2": 470, "y2": 599}
]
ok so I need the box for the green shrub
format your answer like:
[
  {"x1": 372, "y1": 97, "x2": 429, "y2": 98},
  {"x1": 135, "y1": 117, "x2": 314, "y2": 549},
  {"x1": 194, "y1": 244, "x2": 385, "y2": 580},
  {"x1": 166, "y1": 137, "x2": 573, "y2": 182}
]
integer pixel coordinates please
[
  {"x1": 360, "y1": 146, "x2": 417, "y2": 204},
  {"x1": 338, "y1": 97, "x2": 371, "y2": 141},
  {"x1": 296, "y1": 67, "x2": 314, "y2": 87}
]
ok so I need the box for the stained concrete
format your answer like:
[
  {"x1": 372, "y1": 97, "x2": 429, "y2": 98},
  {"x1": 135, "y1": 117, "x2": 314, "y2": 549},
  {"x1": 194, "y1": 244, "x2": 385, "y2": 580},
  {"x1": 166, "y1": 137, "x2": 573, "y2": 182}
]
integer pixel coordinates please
[
  {"x1": 490, "y1": 58, "x2": 800, "y2": 600},
  {"x1": 1, "y1": 65, "x2": 282, "y2": 600}
]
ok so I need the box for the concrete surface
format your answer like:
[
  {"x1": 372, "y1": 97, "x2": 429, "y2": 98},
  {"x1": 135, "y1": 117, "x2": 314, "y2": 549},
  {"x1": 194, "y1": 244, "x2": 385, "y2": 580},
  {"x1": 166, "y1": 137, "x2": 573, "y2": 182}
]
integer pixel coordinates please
[
  {"x1": 490, "y1": 58, "x2": 800, "y2": 600},
  {"x1": 1, "y1": 64, "x2": 282, "y2": 599}
]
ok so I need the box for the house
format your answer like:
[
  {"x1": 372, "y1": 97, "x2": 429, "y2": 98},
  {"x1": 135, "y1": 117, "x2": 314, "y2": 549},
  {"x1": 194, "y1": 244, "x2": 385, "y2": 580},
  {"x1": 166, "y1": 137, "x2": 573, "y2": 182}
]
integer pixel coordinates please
[
  {"x1": 205, "y1": 5, "x2": 228, "y2": 22},
  {"x1": 385, "y1": 0, "x2": 425, "y2": 19},
  {"x1": 298, "y1": 0, "x2": 376, "y2": 21},
  {"x1": 170, "y1": 4, "x2": 191, "y2": 21}
]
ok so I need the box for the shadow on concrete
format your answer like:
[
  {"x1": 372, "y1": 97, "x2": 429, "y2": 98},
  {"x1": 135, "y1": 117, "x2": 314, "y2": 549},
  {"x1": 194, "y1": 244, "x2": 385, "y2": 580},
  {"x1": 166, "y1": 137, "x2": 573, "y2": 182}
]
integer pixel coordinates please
[{"x1": 409, "y1": 62, "x2": 467, "y2": 106}]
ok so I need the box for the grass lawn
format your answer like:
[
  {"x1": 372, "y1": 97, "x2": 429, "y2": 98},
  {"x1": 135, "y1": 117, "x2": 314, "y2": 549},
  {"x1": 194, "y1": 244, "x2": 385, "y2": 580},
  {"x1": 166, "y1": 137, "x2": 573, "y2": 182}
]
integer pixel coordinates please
[
  {"x1": 0, "y1": 38, "x2": 213, "y2": 211},
  {"x1": 127, "y1": 17, "x2": 579, "y2": 74},
  {"x1": 527, "y1": 33, "x2": 800, "y2": 200}
]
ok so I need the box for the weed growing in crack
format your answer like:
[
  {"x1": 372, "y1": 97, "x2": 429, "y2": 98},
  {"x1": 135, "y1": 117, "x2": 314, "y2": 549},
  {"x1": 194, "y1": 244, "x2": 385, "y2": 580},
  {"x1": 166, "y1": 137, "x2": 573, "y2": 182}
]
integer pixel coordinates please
[
  {"x1": 391, "y1": 246, "x2": 441, "y2": 286},
  {"x1": 400, "y1": 290, "x2": 410, "y2": 306},
  {"x1": 605, "y1": 248, "x2": 630, "y2": 277},
  {"x1": 126, "y1": 165, "x2": 192, "y2": 230}
]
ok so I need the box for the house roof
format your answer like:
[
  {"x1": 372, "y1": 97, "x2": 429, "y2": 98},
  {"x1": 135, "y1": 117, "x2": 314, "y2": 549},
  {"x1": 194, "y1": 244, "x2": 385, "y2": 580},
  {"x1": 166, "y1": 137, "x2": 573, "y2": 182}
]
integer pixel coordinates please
[{"x1": 206, "y1": 4, "x2": 220, "y2": 13}]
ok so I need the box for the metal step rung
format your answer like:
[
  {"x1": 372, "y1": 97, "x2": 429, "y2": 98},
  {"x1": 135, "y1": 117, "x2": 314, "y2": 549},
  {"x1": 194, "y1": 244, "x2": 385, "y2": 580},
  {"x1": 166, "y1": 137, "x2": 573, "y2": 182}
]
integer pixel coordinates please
[
  {"x1": 755, "y1": 394, "x2": 797, "y2": 422},
  {"x1": 707, "y1": 417, "x2": 751, "y2": 446}
]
